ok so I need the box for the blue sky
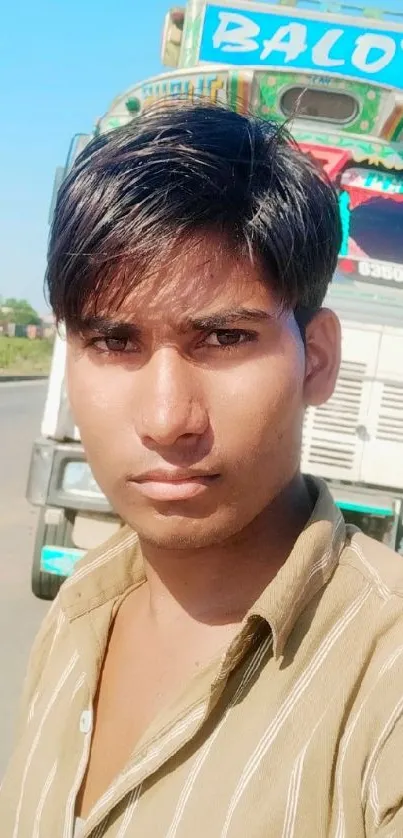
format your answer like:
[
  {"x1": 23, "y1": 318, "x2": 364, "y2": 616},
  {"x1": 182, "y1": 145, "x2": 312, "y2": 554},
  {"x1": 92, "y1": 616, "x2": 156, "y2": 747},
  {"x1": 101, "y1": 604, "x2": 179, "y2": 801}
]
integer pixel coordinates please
[
  {"x1": 2, "y1": 0, "x2": 402, "y2": 312},
  {"x1": 0, "y1": 0, "x2": 173, "y2": 312}
]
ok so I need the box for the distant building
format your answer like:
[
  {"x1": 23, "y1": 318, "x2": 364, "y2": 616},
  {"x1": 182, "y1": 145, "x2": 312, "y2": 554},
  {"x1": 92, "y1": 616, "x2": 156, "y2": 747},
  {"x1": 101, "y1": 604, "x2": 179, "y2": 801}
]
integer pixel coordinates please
[
  {"x1": 0, "y1": 308, "x2": 56, "y2": 339},
  {"x1": 41, "y1": 312, "x2": 56, "y2": 338},
  {"x1": 41, "y1": 312, "x2": 56, "y2": 326}
]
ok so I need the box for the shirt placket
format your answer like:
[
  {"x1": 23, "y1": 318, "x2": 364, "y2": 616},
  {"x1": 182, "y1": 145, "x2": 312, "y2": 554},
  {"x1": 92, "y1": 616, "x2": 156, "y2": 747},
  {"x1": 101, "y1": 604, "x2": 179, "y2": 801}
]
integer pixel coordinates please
[
  {"x1": 59, "y1": 697, "x2": 94, "y2": 838},
  {"x1": 78, "y1": 619, "x2": 267, "y2": 838},
  {"x1": 62, "y1": 603, "x2": 115, "y2": 838}
]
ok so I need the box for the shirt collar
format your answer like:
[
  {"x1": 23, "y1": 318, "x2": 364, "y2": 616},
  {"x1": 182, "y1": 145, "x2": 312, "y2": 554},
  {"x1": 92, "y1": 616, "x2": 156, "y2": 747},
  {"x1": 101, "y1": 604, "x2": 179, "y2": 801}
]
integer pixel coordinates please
[
  {"x1": 60, "y1": 477, "x2": 345, "y2": 660},
  {"x1": 250, "y1": 477, "x2": 345, "y2": 657},
  {"x1": 59, "y1": 526, "x2": 145, "y2": 620}
]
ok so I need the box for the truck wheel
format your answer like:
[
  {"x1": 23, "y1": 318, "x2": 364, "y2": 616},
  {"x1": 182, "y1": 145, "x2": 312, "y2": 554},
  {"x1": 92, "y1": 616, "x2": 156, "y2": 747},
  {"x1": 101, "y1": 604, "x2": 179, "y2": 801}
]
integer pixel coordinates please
[{"x1": 31, "y1": 507, "x2": 75, "y2": 600}]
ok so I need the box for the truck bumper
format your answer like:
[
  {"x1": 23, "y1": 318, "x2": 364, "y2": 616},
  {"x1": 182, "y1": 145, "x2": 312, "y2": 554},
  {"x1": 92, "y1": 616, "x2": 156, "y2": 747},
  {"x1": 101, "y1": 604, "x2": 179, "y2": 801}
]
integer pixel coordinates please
[{"x1": 329, "y1": 482, "x2": 403, "y2": 552}]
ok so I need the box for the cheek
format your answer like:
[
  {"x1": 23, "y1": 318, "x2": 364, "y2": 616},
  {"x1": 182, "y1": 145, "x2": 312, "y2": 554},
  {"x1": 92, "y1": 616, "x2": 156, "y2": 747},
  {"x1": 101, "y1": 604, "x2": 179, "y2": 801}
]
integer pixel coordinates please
[
  {"x1": 66, "y1": 354, "x2": 123, "y2": 431},
  {"x1": 213, "y1": 350, "x2": 305, "y2": 447},
  {"x1": 213, "y1": 357, "x2": 305, "y2": 504}
]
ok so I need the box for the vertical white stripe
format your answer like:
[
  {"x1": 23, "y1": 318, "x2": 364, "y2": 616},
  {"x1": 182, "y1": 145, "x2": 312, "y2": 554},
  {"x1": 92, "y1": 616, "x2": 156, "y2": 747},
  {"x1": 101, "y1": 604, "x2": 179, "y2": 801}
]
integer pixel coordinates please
[
  {"x1": 221, "y1": 586, "x2": 371, "y2": 838},
  {"x1": 115, "y1": 785, "x2": 142, "y2": 838},
  {"x1": 280, "y1": 516, "x2": 344, "y2": 641},
  {"x1": 66, "y1": 532, "x2": 138, "y2": 588},
  {"x1": 281, "y1": 748, "x2": 306, "y2": 838},
  {"x1": 334, "y1": 644, "x2": 403, "y2": 838},
  {"x1": 166, "y1": 636, "x2": 272, "y2": 838},
  {"x1": 368, "y1": 774, "x2": 381, "y2": 829},
  {"x1": 281, "y1": 705, "x2": 330, "y2": 838},
  {"x1": 71, "y1": 673, "x2": 86, "y2": 702},
  {"x1": 348, "y1": 544, "x2": 390, "y2": 601},
  {"x1": 27, "y1": 691, "x2": 40, "y2": 725},
  {"x1": 32, "y1": 760, "x2": 58, "y2": 838},
  {"x1": 62, "y1": 674, "x2": 90, "y2": 838},
  {"x1": 362, "y1": 694, "x2": 403, "y2": 802},
  {"x1": 12, "y1": 652, "x2": 79, "y2": 838},
  {"x1": 49, "y1": 610, "x2": 66, "y2": 657},
  {"x1": 28, "y1": 612, "x2": 66, "y2": 724},
  {"x1": 92, "y1": 823, "x2": 108, "y2": 838},
  {"x1": 46, "y1": 593, "x2": 63, "y2": 621},
  {"x1": 379, "y1": 644, "x2": 403, "y2": 678},
  {"x1": 87, "y1": 702, "x2": 207, "y2": 826}
]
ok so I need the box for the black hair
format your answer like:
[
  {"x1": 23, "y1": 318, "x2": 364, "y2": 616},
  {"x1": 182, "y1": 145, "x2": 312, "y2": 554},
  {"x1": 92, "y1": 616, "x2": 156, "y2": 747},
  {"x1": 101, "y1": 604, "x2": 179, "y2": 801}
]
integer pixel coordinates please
[{"x1": 46, "y1": 100, "x2": 342, "y2": 327}]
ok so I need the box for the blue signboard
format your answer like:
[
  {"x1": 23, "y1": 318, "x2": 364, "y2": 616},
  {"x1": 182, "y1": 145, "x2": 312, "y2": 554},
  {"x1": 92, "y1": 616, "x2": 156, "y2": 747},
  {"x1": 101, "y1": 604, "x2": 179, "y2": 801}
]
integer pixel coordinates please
[
  {"x1": 272, "y1": 1, "x2": 403, "y2": 25},
  {"x1": 200, "y1": 4, "x2": 403, "y2": 89}
]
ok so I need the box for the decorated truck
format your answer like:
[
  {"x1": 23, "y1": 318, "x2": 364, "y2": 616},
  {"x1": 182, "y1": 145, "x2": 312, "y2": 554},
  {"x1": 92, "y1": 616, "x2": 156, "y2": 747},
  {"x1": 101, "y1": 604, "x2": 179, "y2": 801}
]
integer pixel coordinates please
[{"x1": 27, "y1": 0, "x2": 403, "y2": 599}]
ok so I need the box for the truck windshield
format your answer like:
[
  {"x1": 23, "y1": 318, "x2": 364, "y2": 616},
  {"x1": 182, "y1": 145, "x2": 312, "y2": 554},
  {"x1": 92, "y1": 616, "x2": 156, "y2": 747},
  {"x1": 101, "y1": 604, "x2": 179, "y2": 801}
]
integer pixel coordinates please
[
  {"x1": 348, "y1": 196, "x2": 403, "y2": 264},
  {"x1": 340, "y1": 168, "x2": 403, "y2": 264}
]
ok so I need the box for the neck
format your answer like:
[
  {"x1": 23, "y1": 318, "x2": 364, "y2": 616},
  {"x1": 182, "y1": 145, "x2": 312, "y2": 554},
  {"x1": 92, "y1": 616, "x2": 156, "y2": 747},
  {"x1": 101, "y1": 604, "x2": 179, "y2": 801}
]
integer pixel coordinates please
[{"x1": 139, "y1": 473, "x2": 314, "y2": 629}]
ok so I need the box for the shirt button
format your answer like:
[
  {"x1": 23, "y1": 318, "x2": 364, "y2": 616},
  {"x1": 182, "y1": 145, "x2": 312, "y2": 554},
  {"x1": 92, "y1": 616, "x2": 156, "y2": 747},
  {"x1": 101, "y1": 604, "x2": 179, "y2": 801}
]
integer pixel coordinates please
[{"x1": 80, "y1": 710, "x2": 93, "y2": 734}]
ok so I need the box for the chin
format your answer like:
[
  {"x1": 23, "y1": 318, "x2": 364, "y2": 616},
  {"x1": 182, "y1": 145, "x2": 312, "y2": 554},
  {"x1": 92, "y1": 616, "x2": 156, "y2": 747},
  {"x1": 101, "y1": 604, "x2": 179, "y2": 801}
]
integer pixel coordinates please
[{"x1": 122, "y1": 507, "x2": 241, "y2": 551}]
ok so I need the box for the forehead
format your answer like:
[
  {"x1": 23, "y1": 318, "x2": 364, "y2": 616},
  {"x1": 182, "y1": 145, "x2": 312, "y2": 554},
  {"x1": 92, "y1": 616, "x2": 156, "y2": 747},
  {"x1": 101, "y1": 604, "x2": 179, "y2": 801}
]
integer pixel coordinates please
[{"x1": 85, "y1": 236, "x2": 280, "y2": 326}]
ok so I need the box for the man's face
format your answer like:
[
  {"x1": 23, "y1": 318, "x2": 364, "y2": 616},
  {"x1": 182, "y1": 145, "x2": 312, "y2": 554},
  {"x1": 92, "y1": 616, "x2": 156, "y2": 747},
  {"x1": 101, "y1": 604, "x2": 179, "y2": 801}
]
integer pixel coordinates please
[{"x1": 66, "y1": 238, "x2": 340, "y2": 549}]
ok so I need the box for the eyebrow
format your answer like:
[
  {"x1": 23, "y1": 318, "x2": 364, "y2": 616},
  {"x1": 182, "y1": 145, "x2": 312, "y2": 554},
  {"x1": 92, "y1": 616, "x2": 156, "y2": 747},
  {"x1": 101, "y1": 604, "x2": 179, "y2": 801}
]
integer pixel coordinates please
[
  {"x1": 77, "y1": 317, "x2": 140, "y2": 337},
  {"x1": 76, "y1": 308, "x2": 273, "y2": 336},
  {"x1": 187, "y1": 308, "x2": 274, "y2": 331}
]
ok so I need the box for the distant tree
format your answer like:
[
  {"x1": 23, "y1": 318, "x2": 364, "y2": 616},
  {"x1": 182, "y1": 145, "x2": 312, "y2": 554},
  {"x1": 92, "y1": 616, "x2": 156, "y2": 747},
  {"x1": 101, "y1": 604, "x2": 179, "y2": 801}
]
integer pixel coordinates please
[{"x1": 3, "y1": 297, "x2": 41, "y2": 326}]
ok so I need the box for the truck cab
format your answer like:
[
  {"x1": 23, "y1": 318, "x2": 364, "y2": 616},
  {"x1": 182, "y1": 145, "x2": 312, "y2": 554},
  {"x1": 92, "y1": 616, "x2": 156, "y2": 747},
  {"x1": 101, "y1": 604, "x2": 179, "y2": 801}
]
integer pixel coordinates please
[{"x1": 27, "y1": 0, "x2": 403, "y2": 598}]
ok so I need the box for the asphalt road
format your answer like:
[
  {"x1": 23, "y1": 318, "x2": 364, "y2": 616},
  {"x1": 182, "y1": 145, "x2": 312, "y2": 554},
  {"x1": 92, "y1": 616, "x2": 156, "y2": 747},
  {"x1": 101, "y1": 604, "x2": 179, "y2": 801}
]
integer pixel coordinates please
[{"x1": 0, "y1": 380, "x2": 49, "y2": 777}]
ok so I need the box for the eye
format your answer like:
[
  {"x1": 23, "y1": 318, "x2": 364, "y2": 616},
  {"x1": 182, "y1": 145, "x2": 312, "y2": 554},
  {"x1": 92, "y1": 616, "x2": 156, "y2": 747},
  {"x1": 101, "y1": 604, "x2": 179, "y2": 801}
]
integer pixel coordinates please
[
  {"x1": 104, "y1": 337, "x2": 131, "y2": 352},
  {"x1": 203, "y1": 329, "x2": 255, "y2": 347},
  {"x1": 88, "y1": 336, "x2": 138, "y2": 354}
]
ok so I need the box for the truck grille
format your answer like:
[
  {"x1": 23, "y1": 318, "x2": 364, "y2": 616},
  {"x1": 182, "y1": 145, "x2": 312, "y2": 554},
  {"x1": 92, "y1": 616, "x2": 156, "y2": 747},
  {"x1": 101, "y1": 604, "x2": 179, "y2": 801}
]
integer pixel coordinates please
[
  {"x1": 302, "y1": 360, "x2": 366, "y2": 479},
  {"x1": 312, "y1": 360, "x2": 365, "y2": 436},
  {"x1": 376, "y1": 383, "x2": 403, "y2": 444},
  {"x1": 306, "y1": 440, "x2": 356, "y2": 470}
]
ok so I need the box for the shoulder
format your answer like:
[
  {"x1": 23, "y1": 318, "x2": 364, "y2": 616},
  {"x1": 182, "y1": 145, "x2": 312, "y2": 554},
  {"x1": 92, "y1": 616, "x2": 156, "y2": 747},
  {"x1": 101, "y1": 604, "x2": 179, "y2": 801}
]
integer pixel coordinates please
[
  {"x1": 331, "y1": 533, "x2": 403, "y2": 814},
  {"x1": 27, "y1": 595, "x2": 65, "y2": 674},
  {"x1": 57, "y1": 524, "x2": 142, "y2": 620},
  {"x1": 14, "y1": 526, "x2": 139, "y2": 735},
  {"x1": 69, "y1": 523, "x2": 138, "y2": 578},
  {"x1": 340, "y1": 526, "x2": 403, "y2": 603},
  {"x1": 14, "y1": 595, "x2": 65, "y2": 737}
]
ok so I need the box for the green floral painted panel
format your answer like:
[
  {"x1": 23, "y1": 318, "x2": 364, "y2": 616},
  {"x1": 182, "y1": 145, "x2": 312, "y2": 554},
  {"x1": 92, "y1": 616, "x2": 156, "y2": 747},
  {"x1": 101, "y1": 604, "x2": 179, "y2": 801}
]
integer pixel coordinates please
[
  {"x1": 254, "y1": 72, "x2": 382, "y2": 135},
  {"x1": 292, "y1": 127, "x2": 403, "y2": 167}
]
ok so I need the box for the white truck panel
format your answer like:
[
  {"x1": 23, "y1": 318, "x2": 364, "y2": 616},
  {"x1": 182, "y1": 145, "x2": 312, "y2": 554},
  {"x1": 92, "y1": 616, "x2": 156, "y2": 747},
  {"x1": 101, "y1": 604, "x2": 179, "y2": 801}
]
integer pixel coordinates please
[
  {"x1": 41, "y1": 331, "x2": 78, "y2": 441},
  {"x1": 301, "y1": 323, "x2": 382, "y2": 482},
  {"x1": 360, "y1": 328, "x2": 403, "y2": 488}
]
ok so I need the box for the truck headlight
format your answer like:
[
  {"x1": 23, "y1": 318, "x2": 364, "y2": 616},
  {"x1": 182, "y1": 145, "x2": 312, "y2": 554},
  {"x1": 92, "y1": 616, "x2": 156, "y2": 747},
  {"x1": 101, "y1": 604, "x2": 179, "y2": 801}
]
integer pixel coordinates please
[{"x1": 61, "y1": 461, "x2": 104, "y2": 499}]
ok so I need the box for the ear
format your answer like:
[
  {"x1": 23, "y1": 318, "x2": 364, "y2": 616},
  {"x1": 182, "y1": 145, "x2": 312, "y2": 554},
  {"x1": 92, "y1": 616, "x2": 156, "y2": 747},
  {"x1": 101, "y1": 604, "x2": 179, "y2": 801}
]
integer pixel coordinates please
[{"x1": 303, "y1": 308, "x2": 341, "y2": 407}]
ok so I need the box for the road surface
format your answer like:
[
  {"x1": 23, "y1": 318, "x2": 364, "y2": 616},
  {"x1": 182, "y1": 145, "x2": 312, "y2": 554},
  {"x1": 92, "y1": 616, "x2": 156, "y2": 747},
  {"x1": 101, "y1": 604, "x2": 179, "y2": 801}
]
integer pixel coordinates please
[{"x1": 0, "y1": 380, "x2": 49, "y2": 777}]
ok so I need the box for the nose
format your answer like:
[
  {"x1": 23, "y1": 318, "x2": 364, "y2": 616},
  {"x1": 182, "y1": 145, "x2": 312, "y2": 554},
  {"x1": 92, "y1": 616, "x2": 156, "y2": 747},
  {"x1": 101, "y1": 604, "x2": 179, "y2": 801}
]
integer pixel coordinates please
[{"x1": 136, "y1": 348, "x2": 209, "y2": 448}]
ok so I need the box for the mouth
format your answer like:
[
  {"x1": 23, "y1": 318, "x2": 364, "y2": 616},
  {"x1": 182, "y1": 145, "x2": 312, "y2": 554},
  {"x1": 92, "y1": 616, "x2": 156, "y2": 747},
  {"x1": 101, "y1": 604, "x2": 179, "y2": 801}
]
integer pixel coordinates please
[{"x1": 130, "y1": 471, "x2": 220, "y2": 502}]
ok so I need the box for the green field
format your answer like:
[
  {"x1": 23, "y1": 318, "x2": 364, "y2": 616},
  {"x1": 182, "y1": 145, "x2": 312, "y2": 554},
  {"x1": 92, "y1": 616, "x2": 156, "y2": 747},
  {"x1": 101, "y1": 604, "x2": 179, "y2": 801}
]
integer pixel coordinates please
[{"x1": 0, "y1": 337, "x2": 53, "y2": 374}]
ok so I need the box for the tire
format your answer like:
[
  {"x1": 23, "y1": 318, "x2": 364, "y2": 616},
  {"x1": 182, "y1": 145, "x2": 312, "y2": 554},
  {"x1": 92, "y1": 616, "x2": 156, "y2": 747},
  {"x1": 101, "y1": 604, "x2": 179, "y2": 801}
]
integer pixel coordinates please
[{"x1": 31, "y1": 507, "x2": 75, "y2": 600}]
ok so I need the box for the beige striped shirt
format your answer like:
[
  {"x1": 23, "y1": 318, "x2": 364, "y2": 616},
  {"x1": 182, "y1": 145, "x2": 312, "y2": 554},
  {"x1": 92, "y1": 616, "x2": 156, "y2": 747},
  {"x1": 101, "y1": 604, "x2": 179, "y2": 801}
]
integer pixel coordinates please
[{"x1": 2, "y1": 478, "x2": 403, "y2": 838}]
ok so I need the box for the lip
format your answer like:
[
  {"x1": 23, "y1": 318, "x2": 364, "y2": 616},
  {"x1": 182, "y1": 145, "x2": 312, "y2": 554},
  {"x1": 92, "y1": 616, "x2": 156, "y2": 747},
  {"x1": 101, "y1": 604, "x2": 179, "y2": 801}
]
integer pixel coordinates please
[{"x1": 131, "y1": 470, "x2": 219, "y2": 502}]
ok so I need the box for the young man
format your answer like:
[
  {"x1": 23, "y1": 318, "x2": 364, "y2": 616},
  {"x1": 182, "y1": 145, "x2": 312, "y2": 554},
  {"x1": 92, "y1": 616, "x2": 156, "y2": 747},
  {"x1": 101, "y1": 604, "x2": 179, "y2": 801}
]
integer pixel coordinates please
[{"x1": 2, "y1": 103, "x2": 403, "y2": 838}]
